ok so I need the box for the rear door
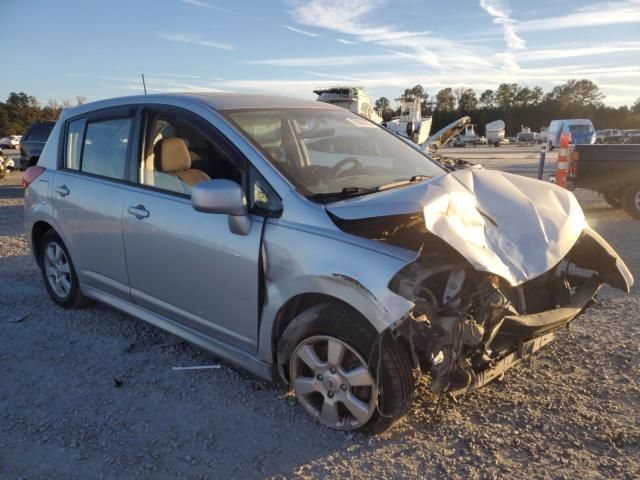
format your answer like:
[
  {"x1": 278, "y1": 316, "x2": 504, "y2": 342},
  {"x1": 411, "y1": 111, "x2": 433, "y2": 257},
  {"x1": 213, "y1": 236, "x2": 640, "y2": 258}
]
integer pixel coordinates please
[
  {"x1": 53, "y1": 107, "x2": 139, "y2": 299},
  {"x1": 120, "y1": 106, "x2": 263, "y2": 352}
]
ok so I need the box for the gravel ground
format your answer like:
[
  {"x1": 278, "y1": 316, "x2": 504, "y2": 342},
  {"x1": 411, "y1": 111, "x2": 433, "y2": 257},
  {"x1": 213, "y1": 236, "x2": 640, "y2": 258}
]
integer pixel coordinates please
[{"x1": 1, "y1": 170, "x2": 638, "y2": 479}]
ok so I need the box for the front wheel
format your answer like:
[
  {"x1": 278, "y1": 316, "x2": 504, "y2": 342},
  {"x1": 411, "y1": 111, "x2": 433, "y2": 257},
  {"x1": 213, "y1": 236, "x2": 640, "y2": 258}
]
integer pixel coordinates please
[
  {"x1": 280, "y1": 303, "x2": 415, "y2": 433},
  {"x1": 621, "y1": 183, "x2": 640, "y2": 219}
]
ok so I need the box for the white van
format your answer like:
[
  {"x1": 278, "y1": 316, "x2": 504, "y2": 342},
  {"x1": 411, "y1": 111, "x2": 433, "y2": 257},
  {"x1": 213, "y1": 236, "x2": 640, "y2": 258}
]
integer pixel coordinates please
[{"x1": 546, "y1": 119, "x2": 595, "y2": 150}]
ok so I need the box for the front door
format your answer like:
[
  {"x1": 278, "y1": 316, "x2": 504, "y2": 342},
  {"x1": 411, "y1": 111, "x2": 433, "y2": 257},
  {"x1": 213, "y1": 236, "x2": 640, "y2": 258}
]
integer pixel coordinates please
[{"x1": 121, "y1": 106, "x2": 263, "y2": 352}]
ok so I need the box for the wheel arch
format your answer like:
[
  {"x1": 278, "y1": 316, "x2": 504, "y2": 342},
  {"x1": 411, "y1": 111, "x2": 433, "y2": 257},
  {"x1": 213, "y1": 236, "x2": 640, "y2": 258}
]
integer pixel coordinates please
[
  {"x1": 31, "y1": 220, "x2": 56, "y2": 265},
  {"x1": 271, "y1": 293, "x2": 364, "y2": 368}
]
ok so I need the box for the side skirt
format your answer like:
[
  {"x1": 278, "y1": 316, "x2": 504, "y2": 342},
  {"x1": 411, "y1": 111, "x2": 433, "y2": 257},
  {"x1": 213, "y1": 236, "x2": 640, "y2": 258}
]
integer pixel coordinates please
[{"x1": 82, "y1": 284, "x2": 274, "y2": 381}]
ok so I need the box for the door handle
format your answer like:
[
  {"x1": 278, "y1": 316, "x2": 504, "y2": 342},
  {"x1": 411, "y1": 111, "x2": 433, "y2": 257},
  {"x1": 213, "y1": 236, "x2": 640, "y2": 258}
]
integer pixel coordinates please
[
  {"x1": 127, "y1": 204, "x2": 150, "y2": 219},
  {"x1": 55, "y1": 185, "x2": 70, "y2": 197}
]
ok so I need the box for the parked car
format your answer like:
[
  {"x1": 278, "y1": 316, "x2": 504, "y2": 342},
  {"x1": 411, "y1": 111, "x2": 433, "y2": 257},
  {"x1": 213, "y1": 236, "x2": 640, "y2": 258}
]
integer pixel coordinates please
[
  {"x1": 23, "y1": 93, "x2": 633, "y2": 432},
  {"x1": 516, "y1": 131, "x2": 536, "y2": 146},
  {"x1": 0, "y1": 152, "x2": 6, "y2": 179},
  {"x1": 595, "y1": 129, "x2": 625, "y2": 144},
  {"x1": 545, "y1": 119, "x2": 595, "y2": 150},
  {"x1": 622, "y1": 129, "x2": 640, "y2": 143},
  {"x1": 567, "y1": 144, "x2": 640, "y2": 219},
  {"x1": 0, "y1": 135, "x2": 21, "y2": 149},
  {"x1": 19, "y1": 121, "x2": 55, "y2": 170}
]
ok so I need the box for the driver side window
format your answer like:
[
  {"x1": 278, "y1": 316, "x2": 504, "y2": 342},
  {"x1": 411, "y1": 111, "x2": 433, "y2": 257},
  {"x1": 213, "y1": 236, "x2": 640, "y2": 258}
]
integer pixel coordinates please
[{"x1": 139, "y1": 109, "x2": 242, "y2": 196}]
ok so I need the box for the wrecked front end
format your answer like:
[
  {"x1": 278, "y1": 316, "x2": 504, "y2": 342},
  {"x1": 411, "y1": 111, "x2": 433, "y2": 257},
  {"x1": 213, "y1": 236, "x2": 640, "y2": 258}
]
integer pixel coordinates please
[{"x1": 329, "y1": 168, "x2": 633, "y2": 397}]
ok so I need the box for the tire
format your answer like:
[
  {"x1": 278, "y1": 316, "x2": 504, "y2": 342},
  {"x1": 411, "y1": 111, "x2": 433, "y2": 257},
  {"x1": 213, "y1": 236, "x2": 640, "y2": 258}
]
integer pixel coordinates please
[
  {"x1": 621, "y1": 183, "x2": 640, "y2": 220},
  {"x1": 603, "y1": 191, "x2": 622, "y2": 209},
  {"x1": 39, "y1": 230, "x2": 91, "y2": 308},
  {"x1": 278, "y1": 302, "x2": 415, "y2": 433}
]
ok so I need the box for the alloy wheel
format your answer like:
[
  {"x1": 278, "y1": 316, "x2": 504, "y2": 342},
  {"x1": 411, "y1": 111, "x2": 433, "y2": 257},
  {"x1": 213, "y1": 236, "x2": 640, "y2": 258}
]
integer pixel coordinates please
[
  {"x1": 290, "y1": 335, "x2": 377, "y2": 430},
  {"x1": 44, "y1": 241, "x2": 72, "y2": 299}
]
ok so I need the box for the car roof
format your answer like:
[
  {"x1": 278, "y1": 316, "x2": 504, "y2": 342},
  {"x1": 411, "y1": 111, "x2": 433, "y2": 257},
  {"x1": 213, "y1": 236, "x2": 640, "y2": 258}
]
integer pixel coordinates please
[{"x1": 62, "y1": 92, "x2": 340, "y2": 117}]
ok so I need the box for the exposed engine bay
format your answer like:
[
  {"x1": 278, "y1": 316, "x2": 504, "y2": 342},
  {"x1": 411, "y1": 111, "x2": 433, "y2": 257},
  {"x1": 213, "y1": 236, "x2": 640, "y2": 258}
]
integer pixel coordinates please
[{"x1": 332, "y1": 209, "x2": 632, "y2": 397}]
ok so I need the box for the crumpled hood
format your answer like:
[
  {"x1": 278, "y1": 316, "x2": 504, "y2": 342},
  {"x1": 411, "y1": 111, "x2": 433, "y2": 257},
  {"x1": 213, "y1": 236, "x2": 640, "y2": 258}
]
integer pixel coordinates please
[{"x1": 327, "y1": 166, "x2": 586, "y2": 286}]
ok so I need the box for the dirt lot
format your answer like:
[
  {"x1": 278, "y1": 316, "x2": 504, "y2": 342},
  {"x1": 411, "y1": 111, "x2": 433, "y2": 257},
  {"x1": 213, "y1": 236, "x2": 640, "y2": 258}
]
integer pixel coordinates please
[{"x1": 1, "y1": 169, "x2": 638, "y2": 479}]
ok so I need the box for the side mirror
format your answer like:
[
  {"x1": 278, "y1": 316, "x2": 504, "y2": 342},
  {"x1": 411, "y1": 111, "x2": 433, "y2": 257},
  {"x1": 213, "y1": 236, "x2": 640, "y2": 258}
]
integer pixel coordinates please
[{"x1": 191, "y1": 179, "x2": 251, "y2": 235}]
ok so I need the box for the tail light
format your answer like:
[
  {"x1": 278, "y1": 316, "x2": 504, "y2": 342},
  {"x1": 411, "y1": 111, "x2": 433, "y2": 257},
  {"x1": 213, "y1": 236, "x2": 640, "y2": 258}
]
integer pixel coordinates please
[
  {"x1": 569, "y1": 150, "x2": 579, "y2": 177},
  {"x1": 22, "y1": 166, "x2": 46, "y2": 189}
]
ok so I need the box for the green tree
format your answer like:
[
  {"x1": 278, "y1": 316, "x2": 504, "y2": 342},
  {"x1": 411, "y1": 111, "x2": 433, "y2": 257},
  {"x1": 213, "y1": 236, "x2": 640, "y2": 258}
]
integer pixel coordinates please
[
  {"x1": 435, "y1": 88, "x2": 456, "y2": 112},
  {"x1": 457, "y1": 88, "x2": 478, "y2": 112},
  {"x1": 631, "y1": 97, "x2": 640, "y2": 115},
  {"x1": 495, "y1": 83, "x2": 519, "y2": 108},
  {"x1": 547, "y1": 79, "x2": 605, "y2": 108},
  {"x1": 375, "y1": 96, "x2": 390, "y2": 111},
  {"x1": 479, "y1": 89, "x2": 495, "y2": 108}
]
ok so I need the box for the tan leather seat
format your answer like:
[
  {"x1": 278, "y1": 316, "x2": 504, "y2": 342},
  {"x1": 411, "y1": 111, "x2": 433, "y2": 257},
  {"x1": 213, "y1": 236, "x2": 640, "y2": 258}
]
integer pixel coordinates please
[{"x1": 155, "y1": 137, "x2": 210, "y2": 186}]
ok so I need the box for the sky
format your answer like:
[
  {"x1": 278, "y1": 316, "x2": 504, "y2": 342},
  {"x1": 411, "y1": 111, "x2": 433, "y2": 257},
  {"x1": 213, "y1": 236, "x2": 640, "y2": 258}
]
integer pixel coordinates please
[{"x1": 2, "y1": 0, "x2": 640, "y2": 108}]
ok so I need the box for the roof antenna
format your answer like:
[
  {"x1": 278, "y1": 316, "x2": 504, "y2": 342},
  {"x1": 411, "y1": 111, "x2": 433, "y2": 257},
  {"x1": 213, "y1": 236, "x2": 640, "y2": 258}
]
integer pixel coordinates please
[{"x1": 141, "y1": 73, "x2": 147, "y2": 95}]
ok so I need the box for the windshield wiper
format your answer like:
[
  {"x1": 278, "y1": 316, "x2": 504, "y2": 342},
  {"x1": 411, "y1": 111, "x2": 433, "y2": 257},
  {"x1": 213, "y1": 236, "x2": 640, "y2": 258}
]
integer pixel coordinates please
[
  {"x1": 377, "y1": 174, "x2": 432, "y2": 191},
  {"x1": 308, "y1": 186, "x2": 379, "y2": 201}
]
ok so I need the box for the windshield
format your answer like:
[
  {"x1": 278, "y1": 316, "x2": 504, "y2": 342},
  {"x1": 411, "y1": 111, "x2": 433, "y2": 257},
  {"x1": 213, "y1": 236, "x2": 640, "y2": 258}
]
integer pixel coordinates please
[
  {"x1": 569, "y1": 124, "x2": 593, "y2": 133},
  {"x1": 222, "y1": 108, "x2": 444, "y2": 197}
]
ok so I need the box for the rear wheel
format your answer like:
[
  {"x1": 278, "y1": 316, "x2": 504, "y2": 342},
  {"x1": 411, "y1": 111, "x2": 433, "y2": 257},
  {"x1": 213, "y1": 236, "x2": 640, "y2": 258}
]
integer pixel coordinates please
[
  {"x1": 280, "y1": 302, "x2": 415, "y2": 433},
  {"x1": 603, "y1": 191, "x2": 622, "y2": 209},
  {"x1": 621, "y1": 183, "x2": 640, "y2": 219},
  {"x1": 39, "y1": 231, "x2": 90, "y2": 308}
]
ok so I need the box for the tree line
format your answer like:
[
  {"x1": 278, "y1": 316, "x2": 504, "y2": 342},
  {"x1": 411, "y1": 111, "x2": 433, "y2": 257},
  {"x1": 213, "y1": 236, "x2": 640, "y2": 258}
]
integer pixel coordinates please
[
  {"x1": 0, "y1": 92, "x2": 86, "y2": 137},
  {"x1": 2, "y1": 81, "x2": 640, "y2": 137},
  {"x1": 374, "y1": 79, "x2": 640, "y2": 135}
]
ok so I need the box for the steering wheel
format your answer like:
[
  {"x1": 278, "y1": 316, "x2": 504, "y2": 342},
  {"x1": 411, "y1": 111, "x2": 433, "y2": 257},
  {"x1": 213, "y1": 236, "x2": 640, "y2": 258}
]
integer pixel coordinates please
[{"x1": 330, "y1": 156, "x2": 363, "y2": 178}]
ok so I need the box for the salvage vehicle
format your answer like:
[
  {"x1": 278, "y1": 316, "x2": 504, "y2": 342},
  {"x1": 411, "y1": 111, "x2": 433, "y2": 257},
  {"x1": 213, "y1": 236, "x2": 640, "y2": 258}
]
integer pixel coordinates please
[
  {"x1": 595, "y1": 129, "x2": 625, "y2": 144},
  {"x1": 545, "y1": 119, "x2": 595, "y2": 150},
  {"x1": 381, "y1": 95, "x2": 432, "y2": 144},
  {"x1": 622, "y1": 129, "x2": 640, "y2": 143},
  {"x1": 24, "y1": 93, "x2": 633, "y2": 433},
  {"x1": 314, "y1": 86, "x2": 383, "y2": 124},
  {"x1": 567, "y1": 143, "x2": 640, "y2": 219},
  {"x1": 0, "y1": 152, "x2": 6, "y2": 179},
  {"x1": 0, "y1": 135, "x2": 21, "y2": 149}
]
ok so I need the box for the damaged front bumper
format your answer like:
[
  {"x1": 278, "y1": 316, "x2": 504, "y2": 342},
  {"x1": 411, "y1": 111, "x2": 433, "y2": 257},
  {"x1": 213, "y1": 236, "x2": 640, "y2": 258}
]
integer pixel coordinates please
[
  {"x1": 389, "y1": 226, "x2": 633, "y2": 398},
  {"x1": 327, "y1": 167, "x2": 632, "y2": 398}
]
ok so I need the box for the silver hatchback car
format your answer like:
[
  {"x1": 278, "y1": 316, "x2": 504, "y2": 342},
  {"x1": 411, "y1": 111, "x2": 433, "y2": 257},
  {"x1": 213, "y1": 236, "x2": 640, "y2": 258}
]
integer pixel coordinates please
[{"x1": 24, "y1": 93, "x2": 632, "y2": 433}]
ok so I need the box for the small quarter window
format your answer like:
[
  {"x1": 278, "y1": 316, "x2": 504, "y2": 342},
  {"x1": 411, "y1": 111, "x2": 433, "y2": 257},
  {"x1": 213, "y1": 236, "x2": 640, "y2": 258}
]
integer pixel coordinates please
[
  {"x1": 81, "y1": 118, "x2": 132, "y2": 180},
  {"x1": 65, "y1": 119, "x2": 84, "y2": 170}
]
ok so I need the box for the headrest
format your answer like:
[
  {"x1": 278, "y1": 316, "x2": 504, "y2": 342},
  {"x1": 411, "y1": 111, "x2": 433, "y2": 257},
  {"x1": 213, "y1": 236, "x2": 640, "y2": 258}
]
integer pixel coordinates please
[{"x1": 156, "y1": 137, "x2": 191, "y2": 172}]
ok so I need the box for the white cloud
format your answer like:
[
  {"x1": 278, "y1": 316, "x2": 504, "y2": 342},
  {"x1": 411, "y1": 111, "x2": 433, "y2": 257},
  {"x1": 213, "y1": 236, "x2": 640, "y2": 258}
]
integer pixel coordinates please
[
  {"x1": 245, "y1": 54, "x2": 398, "y2": 67},
  {"x1": 518, "y1": 1, "x2": 640, "y2": 32},
  {"x1": 286, "y1": 1, "x2": 535, "y2": 72},
  {"x1": 178, "y1": 0, "x2": 234, "y2": 13},
  {"x1": 521, "y1": 42, "x2": 640, "y2": 61},
  {"x1": 158, "y1": 33, "x2": 234, "y2": 51},
  {"x1": 479, "y1": 0, "x2": 525, "y2": 49},
  {"x1": 336, "y1": 38, "x2": 358, "y2": 45},
  {"x1": 282, "y1": 25, "x2": 322, "y2": 37}
]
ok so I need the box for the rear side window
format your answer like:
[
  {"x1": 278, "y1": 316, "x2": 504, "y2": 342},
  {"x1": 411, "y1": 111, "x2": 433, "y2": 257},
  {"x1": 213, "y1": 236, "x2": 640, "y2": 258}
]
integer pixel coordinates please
[
  {"x1": 81, "y1": 118, "x2": 132, "y2": 180},
  {"x1": 66, "y1": 119, "x2": 84, "y2": 170}
]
